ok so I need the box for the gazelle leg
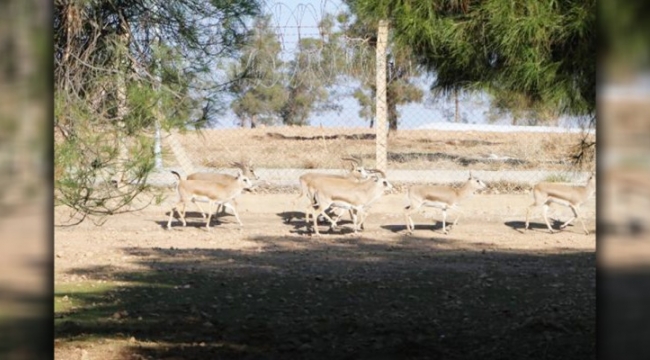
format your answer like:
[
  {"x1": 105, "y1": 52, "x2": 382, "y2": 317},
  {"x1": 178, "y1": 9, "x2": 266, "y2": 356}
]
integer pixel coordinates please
[
  {"x1": 318, "y1": 206, "x2": 339, "y2": 229},
  {"x1": 351, "y1": 210, "x2": 359, "y2": 234},
  {"x1": 404, "y1": 204, "x2": 420, "y2": 234},
  {"x1": 177, "y1": 202, "x2": 187, "y2": 227},
  {"x1": 357, "y1": 209, "x2": 369, "y2": 231},
  {"x1": 542, "y1": 202, "x2": 555, "y2": 233},
  {"x1": 525, "y1": 203, "x2": 537, "y2": 230},
  {"x1": 451, "y1": 207, "x2": 465, "y2": 230},
  {"x1": 312, "y1": 207, "x2": 324, "y2": 236},
  {"x1": 404, "y1": 209, "x2": 412, "y2": 233},
  {"x1": 204, "y1": 201, "x2": 215, "y2": 229},
  {"x1": 223, "y1": 202, "x2": 243, "y2": 226},
  {"x1": 192, "y1": 198, "x2": 208, "y2": 219},
  {"x1": 442, "y1": 208, "x2": 448, "y2": 234},
  {"x1": 562, "y1": 204, "x2": 589, "y2": 235},
  {"x1": 167, "y1": 202, "x2": 182, "y2": 229}
]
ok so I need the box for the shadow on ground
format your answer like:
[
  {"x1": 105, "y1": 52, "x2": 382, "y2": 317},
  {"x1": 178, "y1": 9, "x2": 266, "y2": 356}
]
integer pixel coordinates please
[
  {"x1": 55, "y1": 235, "x2": 595, "y2": 360},
  {"x1": 381, "y1": 223, "x2": 446, "y2": 233},
  {"x1": 504, "y1": 220, "x2": 589, "y2": 235},
  {"x1": 158, "y1": 210, "x2": 247, "y2": 229}
]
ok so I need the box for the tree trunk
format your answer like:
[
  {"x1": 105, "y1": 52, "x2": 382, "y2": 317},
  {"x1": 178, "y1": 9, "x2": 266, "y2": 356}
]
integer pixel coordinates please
[
  {"x1": 388, "y1": 91, "x2": 398, "y2": 131},
  {"x1": 454, "y1": 88, "x2": 460, "y2": 123},
  {"x1": 113, "y1": 19, "x2": 131, "y2": 185},
  {"x1": 251, "y1": 114, "x2": 257, "y2": 128}
]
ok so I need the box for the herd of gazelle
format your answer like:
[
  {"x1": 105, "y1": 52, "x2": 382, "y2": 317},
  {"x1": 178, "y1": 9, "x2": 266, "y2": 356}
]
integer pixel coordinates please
[{"x1": 167, "y1": 157, "x2": 596, "y2": 235}]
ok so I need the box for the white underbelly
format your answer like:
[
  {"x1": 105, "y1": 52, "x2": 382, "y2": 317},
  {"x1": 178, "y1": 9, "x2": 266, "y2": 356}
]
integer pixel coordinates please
[
  {"x1": 191, "y1": 195, "x2": 232, "y2": 205},
  {"x1": 330, "y1": 201, "x2": 358, "y2": 210},
  {"x1": 547, "y1": 197, "x2": 571, "y2": 207},
  {"x1": 421, "y1": 200, "x2": 452, "y2": 209}
]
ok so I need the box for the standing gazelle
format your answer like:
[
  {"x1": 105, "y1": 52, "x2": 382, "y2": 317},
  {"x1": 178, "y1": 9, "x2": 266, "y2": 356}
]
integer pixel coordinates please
[
  {"x1": 525, "y1": 172, "x2": 596, "y2": 235},
  {"x1": 187, "y1": 160, "x2": 259, "y2": 218},
  {"x1": 166, "y1": 170, "x2": 254, "y2": 230},
  {"x1": 310, "y1": 171, "x2": 393, "y2": 235},
  {"x1": 292, "y1": 156, "x2": 370, "y2": 224},
  {"x1": 404, "y1": 171, "x2": 487, "y2": 235}
]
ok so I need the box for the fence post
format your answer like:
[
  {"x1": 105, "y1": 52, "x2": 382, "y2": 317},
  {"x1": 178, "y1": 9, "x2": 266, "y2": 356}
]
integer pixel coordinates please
[
  {"x1": 375, "y1": 20, "x2": 389, "y2": 173},
  {"x1": 167, "y1": 131, "x2": 196, "y2": 176}
]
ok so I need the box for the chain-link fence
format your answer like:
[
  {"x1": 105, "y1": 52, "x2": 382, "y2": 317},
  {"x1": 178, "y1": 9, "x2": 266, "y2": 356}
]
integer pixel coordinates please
[{"x1": 148, "y1": 1, "x2": 596, "y2": 192}]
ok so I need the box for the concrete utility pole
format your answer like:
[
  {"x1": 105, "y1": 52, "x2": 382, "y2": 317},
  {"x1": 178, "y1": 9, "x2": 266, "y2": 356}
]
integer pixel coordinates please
[
  {"x1": 375, "y1": 20, "x2": 389, "y2": 173},
  {"x1": 153, "y1": 4, "x2": 163, "y2": 170}
]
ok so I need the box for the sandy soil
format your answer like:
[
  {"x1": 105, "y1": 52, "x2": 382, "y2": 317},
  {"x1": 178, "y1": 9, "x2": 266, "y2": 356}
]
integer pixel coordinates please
[
  {"x1": 54, "y1": 192, "x2": 596, "y2": 360},
  {"x1": 55, "y1": 193, "x2": 596, "y2": 276}
]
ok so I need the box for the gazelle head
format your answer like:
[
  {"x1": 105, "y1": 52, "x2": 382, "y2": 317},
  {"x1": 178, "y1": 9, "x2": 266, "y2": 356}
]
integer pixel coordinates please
[
  {"x1": 234, "y1": 169, "x2": 254, "y2": 189},
  {"x1": 468, "y1": 171, "x2": 487, "y2": 191},
  {"x1": 232, "y1": 160, "x2": 259, "y2": 180},
  {"x1": 586, "y1": 171, "x2": 596, "y2": 185},
  {"x1": 341, "y1": 155, "x2": 369, "y2": 179},
  {"x1": 368, "y1": 168, "x2": 394, "y2": 192}
]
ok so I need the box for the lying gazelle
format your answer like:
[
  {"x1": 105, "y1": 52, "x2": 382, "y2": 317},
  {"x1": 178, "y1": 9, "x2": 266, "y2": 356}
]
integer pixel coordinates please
[
  {"x1": 292, "y1": 155, "x2": 370, "y2": 223},
  {"x1": 186, "y1": 160, "x2": 259, "y2": 218},
  {"x1": 166, "y1": 169, "x2": 254, "y2": 230},
  {"x1": 404, "y1": 171, "x2": 487, "y2": 235},
  {"x1": 310, "y1": 170, "x2": 393, "y2": 235},
  {"x1": 525, "y1": 172, "x2": 595, "y2": 235}
]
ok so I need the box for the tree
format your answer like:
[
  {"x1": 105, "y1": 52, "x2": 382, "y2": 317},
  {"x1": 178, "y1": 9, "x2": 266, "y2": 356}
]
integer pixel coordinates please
[
  {"x1": 54, "y1": 0, "x2": 261, "y2": 225},
  {"x1": 228, "y1": 16, "x2": 287, "y2": 128},
  {"x1": 347, "y1": 0, "x2": 596, "y2": 121},
  {"x1": 338, "y1": 11, "x2": 424, "y2": 131},
  {"x1": 280, "y1": 15, "x2": 344, "y2": 126},
  {"x1": 281, "y1": 38, "x2": 330, "y2": 125}
]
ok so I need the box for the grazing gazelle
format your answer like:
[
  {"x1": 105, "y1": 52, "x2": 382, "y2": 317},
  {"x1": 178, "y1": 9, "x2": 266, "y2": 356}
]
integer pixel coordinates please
[
  {"x1": 404, "y1": 171, "x2": 487, "y2": 235},
  {"x1": 525, "y1": 172, "x2": 596, "y2": 235}
]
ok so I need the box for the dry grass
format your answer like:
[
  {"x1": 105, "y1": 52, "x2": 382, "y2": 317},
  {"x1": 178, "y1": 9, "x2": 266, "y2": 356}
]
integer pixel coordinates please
[{"x1": 168, "y1": 126, "x2": 595, "y2": 172}]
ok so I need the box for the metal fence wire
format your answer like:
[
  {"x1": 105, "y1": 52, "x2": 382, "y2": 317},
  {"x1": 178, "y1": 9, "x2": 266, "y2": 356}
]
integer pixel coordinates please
[{"x1": 147, "y1": 2, "x2": 596, "y2": 193}]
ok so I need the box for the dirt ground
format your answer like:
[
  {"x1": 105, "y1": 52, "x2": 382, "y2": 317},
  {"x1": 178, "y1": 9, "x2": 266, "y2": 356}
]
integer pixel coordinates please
[
  {"x1": 54, "y1": 191, "x2": 596, "y2": 359},
  {"x1": 170, "y1": 127, "x2": 594, "y2": 172}
]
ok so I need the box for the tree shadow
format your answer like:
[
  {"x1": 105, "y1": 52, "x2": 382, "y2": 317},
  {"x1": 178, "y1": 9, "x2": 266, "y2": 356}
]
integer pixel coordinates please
[
  {"x1": 55, "y1": 235, "x2": 596, "y2": 360},
  {"x1": 1, "y1": 267, "x2": 52, "y2": 359},
  {"x1": 0, "y1": 306, "x2": 51, "y2": 359}
]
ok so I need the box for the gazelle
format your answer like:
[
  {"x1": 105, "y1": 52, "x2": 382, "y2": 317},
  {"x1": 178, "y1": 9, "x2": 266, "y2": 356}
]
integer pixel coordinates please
[
  {"x1": 310, "y1": 170, "x2": 393, "y2": 235},
  {"x1": 404, "y1": 171, "x2": 487, "y2": 235},
  {"x1": 166, "y1": 170, "x2": 254, "y2": 230},
  {"x1": 292, "y1": 156, "x2": 370, "y2": 223},
  {"x1": 186, "y1": 160, "x2": 259, "y2": 218},
  {"x1": 525, "y1": 172, "x2": 596, "y2": 235}
]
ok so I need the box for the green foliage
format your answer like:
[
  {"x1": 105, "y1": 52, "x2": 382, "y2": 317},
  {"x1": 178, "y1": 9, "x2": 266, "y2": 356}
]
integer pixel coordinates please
[
  {"x1": 599, "y1": 0, "x2": 650, "y2": 76},
  {"x1": 281, "y1": 37, "x2": 332, "y2": 126},
  {"x1": 336, "y1": 12, "x2": 424, "y2": 130},
  {"x1": 54, "y1": 0, "x2": 262, "y2": 224},
  {"x1": 347, "y1": 0, "x2": 595, "y2": 120},
  {"x1": 228, "y1": 16, "x2": 287, "y2": 127}
]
